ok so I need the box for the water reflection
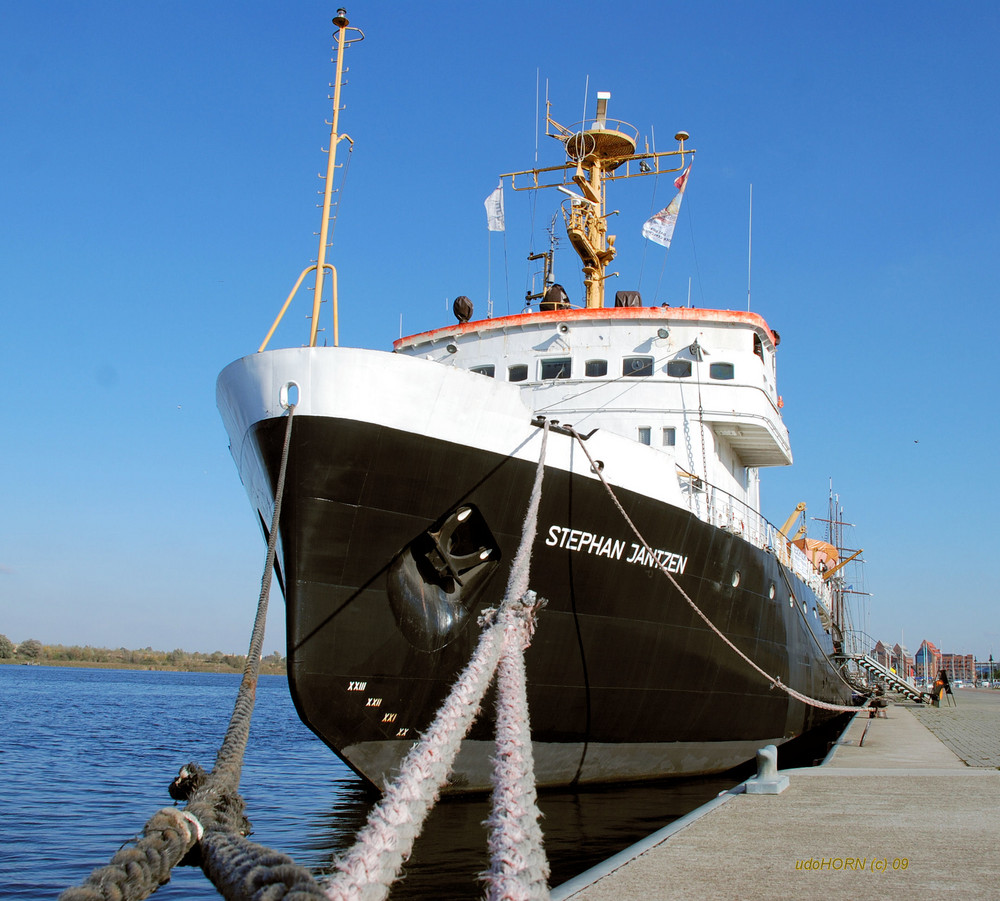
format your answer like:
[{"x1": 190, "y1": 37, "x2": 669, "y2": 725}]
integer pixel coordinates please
[
  {"x1": 296, "y1": 714, "x2": 848, "y2": 898},
  {"x1": 301, "y1": 775, "x2": 740, "y2": 898},
  {"x1": 2, "y1": 667, "x2": 846, "y2": 900}
]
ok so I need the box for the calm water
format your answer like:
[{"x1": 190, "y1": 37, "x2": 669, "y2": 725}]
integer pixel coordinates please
[{"x1": 0, "y1": 666, "x2": 740, "y2": 898}]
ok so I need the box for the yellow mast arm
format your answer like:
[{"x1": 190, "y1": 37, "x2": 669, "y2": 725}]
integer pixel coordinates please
[
  {"x1": 779, "y1": 502, "x2": 806, "y2": 537},
  {"x1": 822, "y1": 548, "x2": 863, "y2": 581}
]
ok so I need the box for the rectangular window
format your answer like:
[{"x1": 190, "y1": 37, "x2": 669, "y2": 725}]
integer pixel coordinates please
[
  {"x1": 623, "y1": 356, "x2": 654, "y2": 377},
  {"x1": 667, "y1": 359, "x2": 692, "y2": 378},
  {"x1": 638, "y1": 427, "x2": 651, "y2": 445},
  {"x1": 710, "y1": 362, "x2": 735, "y2": 380},
  {"x1": 508, "y1": 364, "x2": 527, "y2": 382},
  {"x1": 585, "y1": 359, "x2": 608, "y2": 377},
  {"x1": 662, "y1": 427, "x2": 676, "y2": 447},
  {"x1": 541, "y1": 358, "x2": 572, "y2": 380},
  {"x1": 471, "y1": 365, "x2": 495, "y2": 378}
]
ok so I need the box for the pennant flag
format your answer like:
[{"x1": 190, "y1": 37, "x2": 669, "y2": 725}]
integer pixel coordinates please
[
  {"x1": 641, "y1": 164, "x2": 692, "y2": 248},
  {"x1": 484, "y1": 184, "x2": 505, "y2": 232}
]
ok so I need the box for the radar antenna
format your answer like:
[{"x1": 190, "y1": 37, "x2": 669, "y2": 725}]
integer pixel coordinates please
[{"x1": 501, "y1": 92, "x2": 694, "y2": 309}]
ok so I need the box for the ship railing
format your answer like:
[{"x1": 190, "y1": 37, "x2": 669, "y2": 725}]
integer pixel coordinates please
[
  {"x1": 839, "y1": 629, "x2": 918, "y2": 678},
  {"x1": 692, "y1": 477, "x2": 832, "y2": 606},
  {"x1": 839, "y1": 629, "x2": 881, "y2": 660}
]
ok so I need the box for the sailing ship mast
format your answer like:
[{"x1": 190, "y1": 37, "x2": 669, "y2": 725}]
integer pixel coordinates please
[
  {"x1": 502, "y1": 94, "x2": 694, "y2": 308},
  {"x1": 815, "y1": 485, "x2": 869, "y2": 652}
]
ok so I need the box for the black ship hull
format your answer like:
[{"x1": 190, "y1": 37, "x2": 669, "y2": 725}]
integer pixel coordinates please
[{"x1": 246, "y1": 411, "x2": 851, "y2": 792}]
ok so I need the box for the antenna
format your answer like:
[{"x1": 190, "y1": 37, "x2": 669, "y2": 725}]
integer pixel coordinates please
[{"x1": 535, "y1": 71, "x2": 541, "y2": 165}]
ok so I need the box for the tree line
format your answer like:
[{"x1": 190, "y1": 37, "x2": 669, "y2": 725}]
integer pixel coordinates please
[{"x1": 0, "y1": 633, "x2": 285, "y2": 674}]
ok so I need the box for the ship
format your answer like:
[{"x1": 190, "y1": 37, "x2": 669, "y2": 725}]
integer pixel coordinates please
[{"x1": 216, "y1": 10, "x2": 855, "y2": 793}]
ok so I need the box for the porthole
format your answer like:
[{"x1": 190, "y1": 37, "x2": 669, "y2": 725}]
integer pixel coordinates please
[
  {"x1": 731, "y1": 570, "x2": 741, "y2": 588},
  {"x1": 788, "y1": 593, "x2": 796, "y2": 609},
  {"x1": 768, "y1": 584, "x2": 776, "y2": 600}
]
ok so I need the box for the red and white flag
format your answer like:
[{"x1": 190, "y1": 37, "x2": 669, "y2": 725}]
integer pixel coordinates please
[{"x1": 641, "y1": 164, "x2": 691, "y2": 248}]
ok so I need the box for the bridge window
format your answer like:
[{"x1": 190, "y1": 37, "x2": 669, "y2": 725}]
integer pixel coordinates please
[
  {"x1": 541, "y1": 358, "x2": 572, "y2": 380},
  {"x1": 623, "y1": 356, "x2": 654, "y2": 377},
  {"x1": 638, "y1": 427, "x2": 651, "y2": 445},
  {"x1": 662, "y1": 427, "x2": 676, "y2": 447},
  {"x1": 710, "y1": 362, "x2": 735, "y2": 380},
  {"x1": 508, "y1": 364, "x2": 528, "y2": 382},
  {"x1": 586, "y1": 359, "x2": 608, "y2": 377},
  {"x1": 471, "y1": 365, "x2": 495, "y2": 378},
  {"x1": 667, "y1": 359, "x2": 692, "y2": 378}
]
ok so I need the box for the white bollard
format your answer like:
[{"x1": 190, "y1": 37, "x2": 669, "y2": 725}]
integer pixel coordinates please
[{"x1": 745, "y1": 744, "x2": 789, "y2": 794}]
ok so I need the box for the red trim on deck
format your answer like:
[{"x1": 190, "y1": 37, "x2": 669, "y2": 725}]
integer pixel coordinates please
[{"x1": 393, "y1": 306, "x2": 777, "y2": 350}]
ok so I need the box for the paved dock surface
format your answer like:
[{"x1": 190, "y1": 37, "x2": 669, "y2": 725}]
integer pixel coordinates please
[{"x1": 553, "y1": 689, "x2": 1000, "y2": 900}]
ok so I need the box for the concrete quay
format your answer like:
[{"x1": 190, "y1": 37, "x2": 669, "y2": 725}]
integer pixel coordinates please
[{"x1": 552, "y1": 689, "x2": 1000, "y2": 900}]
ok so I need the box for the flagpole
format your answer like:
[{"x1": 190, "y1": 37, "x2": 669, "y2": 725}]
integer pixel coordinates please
[
  {"x1": 487, "y1": 224, "x2": 493, "y2": 319},
  {"x1": 747, "y1": 183, "x2": 753, "y2": 312}
]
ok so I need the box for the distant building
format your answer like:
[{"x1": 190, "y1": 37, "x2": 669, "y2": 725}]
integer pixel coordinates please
[
  {"x1": 871, "y1": 640, "x2": 891, "y2": 669},
  {"x1": 893, "y1": 643, "x2": 914, "y2": 680},
  {"x1": 941, "y1": 653, "x2": 975, "y2": 682},
  {"x1": 914, "y1": 640, "x2": 942, "y2": 683},
  {"x1": 867, "y1": 641, "x2": 915, "y2": 683}
]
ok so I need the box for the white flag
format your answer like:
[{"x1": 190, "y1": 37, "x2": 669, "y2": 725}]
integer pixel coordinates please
[
  {"x1": 484, "y1": 184, "x2": 505, "y2": 232},
  {"x1": 641, "y1": 165, "x2": 691, "y2": 248}
]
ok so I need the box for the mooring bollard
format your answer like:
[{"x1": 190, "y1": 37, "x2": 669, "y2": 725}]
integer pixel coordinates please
[{"x1": 745, "y1": 743, "x2": 789, "y2": 794}]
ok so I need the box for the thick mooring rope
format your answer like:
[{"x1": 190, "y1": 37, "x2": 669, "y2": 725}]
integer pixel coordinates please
[
  {"x1": 482, "y1": 423, "x2": 551, "y2": 901},
  {"x1": 324, "y1": 422, "x2": 552, "y2": 901},
  {"x1": 60, "y1": 406, "x2": 326, "y2": 901},
  {"x1": 63, "y1": 412, "x2": 554, "y2": 901},
  {"x1": 567, "y1": 426, "x2": 858, "y2": 715},
  {"x1": 482, "y1": 599, "x2": 550, "y2": 901}
]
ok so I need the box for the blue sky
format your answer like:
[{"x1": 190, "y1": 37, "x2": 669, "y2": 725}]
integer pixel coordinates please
[{"x1": 3, "y1": 1, "x2": 999, "y2": 661}]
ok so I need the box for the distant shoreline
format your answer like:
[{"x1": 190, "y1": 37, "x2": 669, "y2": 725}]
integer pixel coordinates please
[{"x1": 0, "y1": 659, "x2": 286, "y2": 675}]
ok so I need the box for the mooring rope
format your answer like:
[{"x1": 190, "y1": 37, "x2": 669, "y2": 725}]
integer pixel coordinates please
[
  {"x1": 567, "y1": 426, "x2": 858, "y2": 715},
  {"x1": 324, "y1": 421, "x2": 552, "y2": 901},
  {"x1": 63, "y1": 411, "x2": 555, "y2": 901},
  {"x1": 60, "y1": 405, "x2": 329, "y2": 901},
  {"x1": 482, "y1": 598, "x2": 550, "y2": 901},
  {"x1": 481, "y1": 416, "x2": 551, "y2": 901}
]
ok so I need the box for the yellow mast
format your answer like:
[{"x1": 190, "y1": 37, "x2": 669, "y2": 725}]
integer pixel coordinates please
[
  {"x1": 259, "y1": 9, "x2": 363, "y2": 353},
  {"x1": 503, "y1": 93, "x2": 693, "y2": 309}
]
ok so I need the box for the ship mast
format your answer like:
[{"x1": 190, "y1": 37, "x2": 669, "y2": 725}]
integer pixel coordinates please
[
  {"x1": 503, "y1": 93, "x2": 694, "y2": 308},
  {"x1": 258, "y1": 10, "x2": 364, "y2": 352}
]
